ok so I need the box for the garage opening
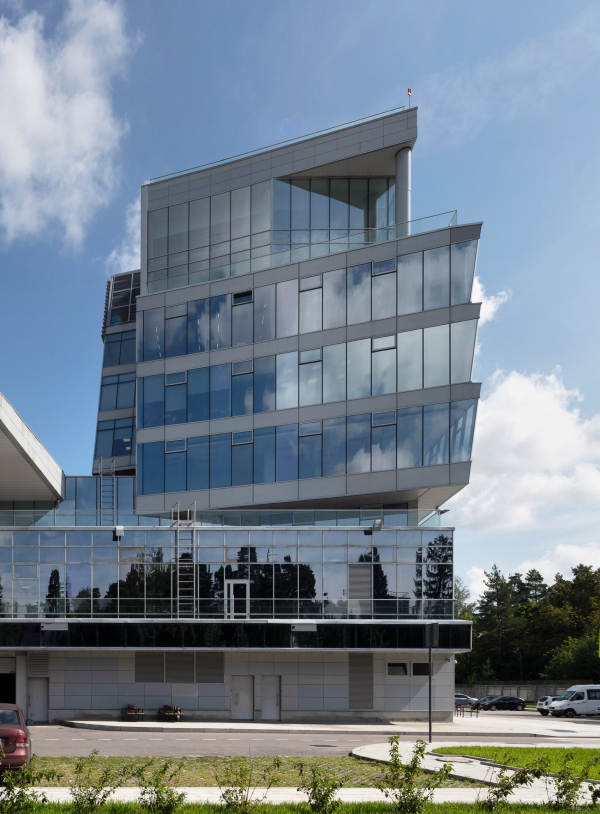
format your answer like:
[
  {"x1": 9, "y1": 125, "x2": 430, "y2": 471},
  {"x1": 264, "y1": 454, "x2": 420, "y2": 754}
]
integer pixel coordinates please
[{"x1": 0, "y1": 674, "x2": 16, "y2": 704}]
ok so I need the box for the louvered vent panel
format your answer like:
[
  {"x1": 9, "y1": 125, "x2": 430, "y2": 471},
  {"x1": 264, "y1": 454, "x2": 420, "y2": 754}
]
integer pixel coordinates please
[
  {"x1": 135, "y1": 652, "x2": 164, "y2": 683},
  {"x1": 0, "y1": 658, "x2": 15, "y2": 674},
  {"x1": 165, "y1": 652, "x2": 194, "y2": 684},
  {"x1": 28, "y1": 653, "x2": 49, "y2": 677},
  {"x1": 348, "y1": 564, "x2": 372, "y2": 599},
  {"x1": 348, "y1": 653, "x2": 373, "y2": 710},
  {"x1": 196, "y1": 652, "x2": 224, "y2": 684}
]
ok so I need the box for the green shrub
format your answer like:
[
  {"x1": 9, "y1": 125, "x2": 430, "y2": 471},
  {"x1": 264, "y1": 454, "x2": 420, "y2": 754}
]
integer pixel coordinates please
[{"x1": 296, "y1": 759, "x2": 349, "y2": 814}]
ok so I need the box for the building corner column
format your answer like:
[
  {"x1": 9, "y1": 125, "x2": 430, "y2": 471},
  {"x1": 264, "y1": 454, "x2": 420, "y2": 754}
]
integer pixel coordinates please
[{"x1": 395, "y1": 147, "x2": 412, "y2": 228}]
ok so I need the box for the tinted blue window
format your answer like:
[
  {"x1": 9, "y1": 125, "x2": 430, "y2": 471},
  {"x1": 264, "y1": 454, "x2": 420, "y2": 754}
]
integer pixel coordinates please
[
  {"x1": 232, "y1": 444, "x2": 253, "y2": 486},
  {"x1": 165, "y1": 384, "x2": 186, "y2": 425},
  {"x1": 187, "y1": 368, "x2": 209, "y2": 423},
  {"x1": 187, "y1": 436, "x2": 209, "y2": 490},
  {"x1": 210, "y1": 295, "x2": 231, "y2": 350},
  {"x1": 142, "y1": 375, "x2": 164, "y2": 428},
  {"x1": 423, "y1": 403, "x2": 449, "y2": 465},
  {"x1": 112, "y1": 424, "x2": 134, "y2": 456},
  {"x1": 299, "y1": 434, "x2": 322, "y2": 480},
  {"x1": 187, "y1": 298, "x2": 210, "y2": 354},
  {"x1": 120, "y1": 333, "x2": 136, "y2": 365},
  {"x1": 232, "y1": 373, "x2": 253, "y2": 416},
  {"x1": 276, "y1": 424, "x2": 298, "y2": 482},
  {"x1": 116, "y1": 378, "x2": 135, "y2": 409},
  {"x1": 323, "y1": 417, "x2": 346, "y2": 476},
  {"x1": 210, "y1": 433, "x2": 231, "y2": 488},
  {"x1": 253, "y1": 356, "x2": 275, "y2": 413},
  {"x1": 143, "y1": 308, "x2": 164, "y2": 361},
  {"x1": 397, "y1": 407, "x2": 422, "y2": 468},
  {"x1": 165, "y1": 315, "x2": 187, "y2": 358},
  {"x1": 232, "y1": 302, "x2": 253, "y2": 346},
  {"x1": 346, "y1": 414, "x2": 370, "y2": 474},
  {"x1": 99, "y1": 382, "x2": 117, "y2": 411},
  {"x1": 254, "y1": 427, "x2": 275, "y2": 484},
  {"x1": 142, "y1": 442, "x2": 164, "y2": 495},
  {"x1": 116, "y1": 477, "x2": 134, "y2": 510},
  {"x1": 76, "y1": 478, "x2": 97, "y2": 510},
  {"x1": 210, "y1": 364, "x2": 231, "y2": 419},
  {"x1": 103, "y1": 336, "x2": 120, "y2": 367},
  {"x1": 165, "y1": 451, "x2": 186, "y2": 493}
]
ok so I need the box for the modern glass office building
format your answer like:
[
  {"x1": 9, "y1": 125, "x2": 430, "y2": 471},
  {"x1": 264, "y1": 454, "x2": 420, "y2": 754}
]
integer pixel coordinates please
[{"x1": 0, "y1": 107, "x2": 480, "y2": 723}]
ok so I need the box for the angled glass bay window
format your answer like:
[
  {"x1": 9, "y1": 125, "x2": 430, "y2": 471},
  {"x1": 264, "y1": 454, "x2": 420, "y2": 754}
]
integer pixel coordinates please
[
  {"x1": 254, "y1": 426, "x2": 275, "y2": 484},
  {"x1": 450, "y1": 320, "x2": 477, "y2": 383},
  {"x1": 210, "y1": 294, "x2": 231, "y2": 350},
  {"x1": 323, "y1": 268, "x2": 346, "y2": 329},
  {"x1": 254, "y1": 284, "x2": 275, "y2": 342},
  {"x1": 148, "y1": 208, "x2": 168, "y2": 258},
  {"x1": 143, "y1": 308, "x2": 164, "y2": 361},
  {"x1": 276, "y1": 279, "x2": 298, "y2": 338},
  {"x1": 187, "y1": 298, "x2": 210, "y2": 354},
  {"x1": 397, "y1": 252, "x2": 423, "y2": 316},
  {"x1": 423, "y1": 403, "x2": 450, "y2": 466},
  {"x1": 347, "y1": 263, "x2": 371, "y2": 324},
  {"x1": 397, "y1": 407, "x2": 422, "y2": 468},
  {"x1": 254, "y1": 356, "x2": 275, "y2": 413},
  {"x1": 450, "y1": 399, "x2": 477, "y2": 463},
  {"x1": 451, "y1": 240, "x2": 478, "y2": 305},
  {"x1": 424, "y1": 246, "x2": 450, "y2": 311},
  {"x1": 397, "y1": 329, "x2": 422, "y2": 392},
  {"x1": 189, "y1": 197, "x2": 210, "y2": 249},
  {"x1": 424, "y1": 325, "x2": 449, "y2": 388},
  {"x1": 276, "y1": 424, "x2": 298, "y2": 482},
  {"x1": 276, "y1": 352, "x2": 298, "y2": 409},
  {"x1": 323, "y1": 343, "x2": 346, "y2": 403},
  {"x1": 187, "y1": 436, "x2": 209, "y2": 490},
  {"x1": 347, "y1": 414, "x2": 370, "y2": 474},
  {"x1": 187, "y1": 367, "x2": 209, "y2": 423},
  {"x1": 347, "y1": 339, "x2": 370, "y2": 400}
]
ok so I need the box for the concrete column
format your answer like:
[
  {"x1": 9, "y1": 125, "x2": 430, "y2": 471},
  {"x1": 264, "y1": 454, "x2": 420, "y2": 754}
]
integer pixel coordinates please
[
  {"x1": 395, "y1": 147, "x2": 412, "y2": 226},
  {"x1": 15, "y1": 655, "x2": 27, "y2": 716}
]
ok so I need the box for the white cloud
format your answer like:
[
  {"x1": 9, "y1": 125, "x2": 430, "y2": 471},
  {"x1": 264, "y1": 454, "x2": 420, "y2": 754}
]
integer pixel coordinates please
[
  {"x1": 0, "y1": 0, "x2": 134, "y2": 245},
  {"x1": 106, "y1": 196, "x2": 140, "y2": 275},
  {"x1": 516, "y1": 543, "x2": 600, "y2": 585},
  {"x1": 472, "y1": 275, "x2": 511, "y2": 326},
  {"x1": 466, "y1": 566, "x2": 487, "y2": 600},
  {"x1": 450, "y1": 370, "x2": 600, "y2": 532},
  {"x1": 420, "y1": 8, "x2": 600, "y2": 147}
]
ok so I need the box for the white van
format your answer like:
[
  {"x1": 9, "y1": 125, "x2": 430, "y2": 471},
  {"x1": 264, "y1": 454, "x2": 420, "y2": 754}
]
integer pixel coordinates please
[{"x1": 548, "y1": 685, "x2": 600, "y2": 717}]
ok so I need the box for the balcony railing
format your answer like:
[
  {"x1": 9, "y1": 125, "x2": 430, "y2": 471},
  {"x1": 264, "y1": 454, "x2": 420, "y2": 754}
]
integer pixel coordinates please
[
  {"x1": 147, "y1": 211, "x2": 458, "y2": 293},
  {"x1": 0, "y1": 507, "x2": 444, "y2": 528}
]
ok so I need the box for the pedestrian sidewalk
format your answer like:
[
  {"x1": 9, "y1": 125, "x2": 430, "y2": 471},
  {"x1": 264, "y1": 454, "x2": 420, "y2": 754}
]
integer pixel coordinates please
[{"x1": 352, "y1": 740, "x2": 594, "y2": 804}]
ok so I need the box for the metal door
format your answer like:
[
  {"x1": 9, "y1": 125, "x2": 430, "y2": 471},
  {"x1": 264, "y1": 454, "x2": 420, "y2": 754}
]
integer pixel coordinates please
[
  {"x1": 261, "y1": 675, "x2": 280, "y2": 721},
  {"x1": 231, "y1": 675, "x2": 254, "y2": 720},
  {"x1": 225, "y1": 580, "x2": 250, "y2": 618},
  {"x1": 28, "y1": 678, "x2": 48, "y2": 723}
]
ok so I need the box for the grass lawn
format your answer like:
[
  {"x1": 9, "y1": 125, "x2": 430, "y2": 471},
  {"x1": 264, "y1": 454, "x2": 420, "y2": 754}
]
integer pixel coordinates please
[
  {"x1": 19, "y1": 803, "x2": 598, "y2": 813},
  {"x1": 434, "y1": 746, "x2": 600, "y2": 779},
  {"x1": 29, "y1": 756, "x2": 481, "y2": 788}
]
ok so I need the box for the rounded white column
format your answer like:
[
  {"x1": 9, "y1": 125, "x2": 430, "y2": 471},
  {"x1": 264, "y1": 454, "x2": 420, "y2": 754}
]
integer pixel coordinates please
[{"x1": 395, "y1": 147, "x2": 412, "y2": 226}]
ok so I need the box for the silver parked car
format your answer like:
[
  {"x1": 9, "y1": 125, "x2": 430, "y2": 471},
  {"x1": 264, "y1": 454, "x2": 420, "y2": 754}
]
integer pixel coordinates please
[
  {"x1": 537, "y1": 695, "x2": 559, "y2": 716},
  {"x1": 455, "y1": 692, "x2": 478, "y2": 707}
]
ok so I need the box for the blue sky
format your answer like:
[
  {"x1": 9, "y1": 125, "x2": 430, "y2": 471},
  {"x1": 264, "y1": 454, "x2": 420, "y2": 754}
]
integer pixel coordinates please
[{"x1": 1, "y1": 0, "x2": 600, "y2": 593}]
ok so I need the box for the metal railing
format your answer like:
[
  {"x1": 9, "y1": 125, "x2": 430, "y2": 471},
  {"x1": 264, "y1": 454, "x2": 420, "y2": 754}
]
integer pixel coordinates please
[{"x1": 147, "y1": 211, "x2": 458, "y2": 293}]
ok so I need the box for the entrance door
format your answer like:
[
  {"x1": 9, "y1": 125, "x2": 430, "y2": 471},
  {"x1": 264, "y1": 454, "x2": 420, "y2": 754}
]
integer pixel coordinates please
[
  {"x1": 262, "y1": 675, "x2": 280, "y2": 721},
  {"x1": 231, "y1": 675, "x2": 254, "y2": 720},
  {"x1": 28, "y1": 678, "x2": 48, "y2": 723},
  {"x1": 225, "y1": 580, "x2": 250, "y2": 618}
]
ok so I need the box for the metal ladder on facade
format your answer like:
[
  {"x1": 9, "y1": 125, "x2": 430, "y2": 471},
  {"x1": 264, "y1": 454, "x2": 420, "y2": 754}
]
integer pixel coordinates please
[
  {"x1": 171, "y1": 502, "x2": 196, "y2": 618},
  {"x1": 98, "y1": 458, "x2": 116, "y2": 526}
]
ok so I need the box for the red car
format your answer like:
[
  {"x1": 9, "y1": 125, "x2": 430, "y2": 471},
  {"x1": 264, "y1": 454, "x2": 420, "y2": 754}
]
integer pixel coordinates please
[{"x1": 0, "y1": 704, "x2": 31, "y2": 769}]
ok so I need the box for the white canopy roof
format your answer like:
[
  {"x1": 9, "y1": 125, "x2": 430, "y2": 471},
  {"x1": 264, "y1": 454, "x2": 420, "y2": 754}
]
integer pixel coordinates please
[{"x1": 0, "y1": 392, "x2": 63, "y2": 502}]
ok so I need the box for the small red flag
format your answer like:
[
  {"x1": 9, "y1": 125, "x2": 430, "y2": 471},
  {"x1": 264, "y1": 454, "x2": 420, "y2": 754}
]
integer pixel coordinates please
[{"x1": 407, "y1": 88, "x2": 412, "y2": 96}]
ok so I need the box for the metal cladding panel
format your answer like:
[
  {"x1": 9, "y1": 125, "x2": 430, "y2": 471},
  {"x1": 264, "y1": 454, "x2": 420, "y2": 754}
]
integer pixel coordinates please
[
  {"x1": 165, "y1": 652, "x2": 194, "y2": 684},
  {"x1": 135, "y1": 652, "x2": 164, "y2": 683},
  {"x1": 348, "y1": 653, "x2": 373, "y2": 710},
  {"x1": 195, "y1": 652, "x2": 224, "y2": 684}
]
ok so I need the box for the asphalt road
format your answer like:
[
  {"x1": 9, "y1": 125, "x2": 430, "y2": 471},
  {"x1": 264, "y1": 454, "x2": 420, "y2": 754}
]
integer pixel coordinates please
[{"x1": 29, "y1": 710, "x2": 600, "y2": 757}]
